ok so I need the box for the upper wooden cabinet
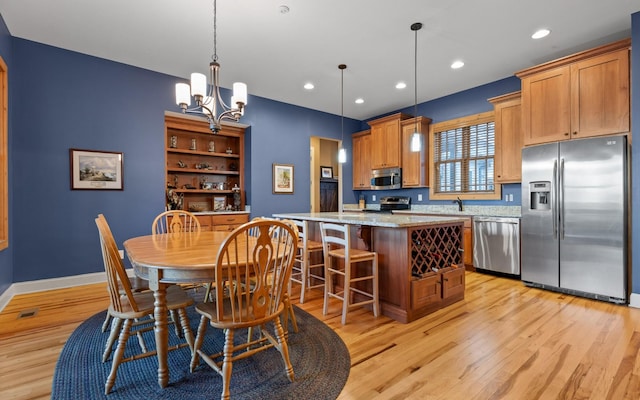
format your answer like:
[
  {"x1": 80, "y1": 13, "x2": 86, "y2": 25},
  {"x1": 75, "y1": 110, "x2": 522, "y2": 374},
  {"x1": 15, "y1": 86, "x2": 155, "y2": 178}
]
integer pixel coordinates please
[
  {"x1": 489, "y1": 92, "x2": 522, "y2": 183},
  {"x1": 517, "y1": 39, "x2": 630, "y2": 146},
  {"x1": 368, "y1": 113, "x2": 411, "y2": 169},
  {"x1": 352, "y1": 130, "x2": 371, "y2": 189},
  {"x1": 401, "y1": 117, "x2": 432, "y2": 187}
]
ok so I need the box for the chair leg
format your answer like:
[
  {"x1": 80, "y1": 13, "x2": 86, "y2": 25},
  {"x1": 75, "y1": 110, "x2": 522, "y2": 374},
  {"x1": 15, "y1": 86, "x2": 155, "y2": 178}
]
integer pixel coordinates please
[
  {"x1": 299, "y1": 253, "x2": 308, "y2": 304},
  {"x1": 274, "y1": 316, "x2": 295, "y2": 382},
  {"x1": 221, "y1": 328, "x2": 235, "y2": 400},
  {"x1": 177, "y1": 308, "x2": 194, "y2": 353},
  {"x1": 323, "y1": 257, "x2": 331, "y2": 316},
  {"x1": 373, "y1": 255, "x2": 380, "y2": 317},
  {"x1": 103, "y1": 317, "x2": 123, "y2": 362},
  {"x1": 190, "y1": 315, "x2": 209, "y2": 372},
  {"x1": 283, "y1": 294, "x2": 298, "y2": 333},
  {"x1": 105, "y1": 318, "x2": 132, "y2": 395},
  {"x1": 101, "y1": 313, "x2": 112, "y2": 332},
  {"x1": 342, "y1": 262, "x2": 350, "y2": 325}
]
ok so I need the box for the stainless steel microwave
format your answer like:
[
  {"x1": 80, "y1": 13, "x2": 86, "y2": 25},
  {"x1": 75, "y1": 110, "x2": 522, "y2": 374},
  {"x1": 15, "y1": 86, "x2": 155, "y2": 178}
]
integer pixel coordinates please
[{"x1": 370, "y1": 167, "x2": 401, "y2": 190}]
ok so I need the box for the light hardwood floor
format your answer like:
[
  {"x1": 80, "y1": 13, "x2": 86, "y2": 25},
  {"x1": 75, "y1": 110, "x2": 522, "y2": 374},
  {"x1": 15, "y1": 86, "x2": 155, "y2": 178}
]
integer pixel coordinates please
[{"x1": 1, "y1": 271, "x2": 640, "y2": 399}]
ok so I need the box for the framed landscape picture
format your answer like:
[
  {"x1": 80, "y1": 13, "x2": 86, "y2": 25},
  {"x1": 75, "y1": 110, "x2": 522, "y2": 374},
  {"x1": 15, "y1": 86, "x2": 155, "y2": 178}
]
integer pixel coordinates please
[
  {"x1": 273, "y1": 163, "x2": 294, "y2": 194},
  {"x1": 70, "y1": 149, "x2": 123, "y2": 190}
]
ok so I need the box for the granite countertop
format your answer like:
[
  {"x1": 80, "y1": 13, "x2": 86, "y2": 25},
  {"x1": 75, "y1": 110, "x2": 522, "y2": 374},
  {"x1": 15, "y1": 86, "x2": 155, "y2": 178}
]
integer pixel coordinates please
[
  {"x1": 272, "y1": 212, "x2": 468, "y2": 228},
  {"x1": 343, "y1": 204, "x2": 521, "y2": 218}
]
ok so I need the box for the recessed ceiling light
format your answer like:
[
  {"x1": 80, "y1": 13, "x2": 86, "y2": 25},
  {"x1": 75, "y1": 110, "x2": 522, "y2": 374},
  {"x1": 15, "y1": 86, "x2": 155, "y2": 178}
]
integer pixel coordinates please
[
  {"x1": 395, "y1": 82, "x2": 407, "y2": 89},
  {"x1": 355, "y1": 98, "x2": 364, "y2": 104},
  {"x1": 451, "y1": 60, "x2": 465, "y2": 69},
  {"x1": 303, "y1": 82, "x2": 314, "y2": 90},
  {"x1": 532, "y1": 28, "x2": 551, "y2": 39}
]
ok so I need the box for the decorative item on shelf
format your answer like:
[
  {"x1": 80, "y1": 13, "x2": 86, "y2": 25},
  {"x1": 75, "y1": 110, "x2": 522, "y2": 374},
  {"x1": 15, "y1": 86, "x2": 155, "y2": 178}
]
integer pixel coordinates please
[
  {"x1": 170, "y1": 135, "x2": 177, "y2": 148},
  {"x1": 167, "y1": 175, "x2": 178, "y2": 189},
  {"x1": 195, "y1": 162, "x2": 213, "y2": 170},
  {"x1": 232, "y1": 184, "x2": 241, "y2": 211},
  {"x1": 226, "y1": 147, "x2": 233, "y2": 154},
  {"x1": 338, "y1": 64, "x2": 347, "y2": 164},
  {"x1": 201, "y1": 181, "x2": 214, "y2": 190},
  {"x1": 208, "y1": 140, "x2": 215, "y2": 152},
  {"x1": 174, "y1": 0, "x2": 247, "y2": 133},
  {"x1": 229, "y1": 162, "x2": 237, "y2": 171},
  {"x1": 213, "y1": 196, "x2": 226, "y2": 211},
  {"x1": 190, "y1": 138, "x2": 197, "y2": 150},
  {"x1": 166, "y1": 189, "x2": 184, "y2": 210},
  {"x1": 183, "y1": 183, "x2": 196, "y2": 189},
  {"x1": 177, "y1": 160, "x2": 187, "y2": 168}
]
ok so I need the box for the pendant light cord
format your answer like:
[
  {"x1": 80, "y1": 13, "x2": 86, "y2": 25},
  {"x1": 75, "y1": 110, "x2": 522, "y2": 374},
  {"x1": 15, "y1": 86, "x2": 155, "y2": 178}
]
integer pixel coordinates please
[
  {"x1": 339, "y1": 64, "x2": 346, "y2": 143},
  {"x1": 411, "y1": 22, "x2": 422, "y2": 134},
  {"x1": 212, "y1": 0, "x2": 218, "y2": 62}
]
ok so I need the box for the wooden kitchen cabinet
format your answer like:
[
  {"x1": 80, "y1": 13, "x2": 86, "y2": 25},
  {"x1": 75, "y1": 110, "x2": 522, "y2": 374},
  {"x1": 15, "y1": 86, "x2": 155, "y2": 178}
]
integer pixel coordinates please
[
  {"x1": 352, "y1": 130, "x2": 371, "y2": 189},
  {"x1": 489, "y1": 92, "x2": 522, "y2": 183},
  {"x1": 196, "y1": 213, "x2": 249, "y2": 232},
  {"x1": 368, "y1": 113, "x2": 411, "y2": 169},
  {"x1": 517, "y1": 39, "x2": 630, "y2": 146},
  {"x1": 401, "y1": 117, "x2": 432, "y2": 187}
]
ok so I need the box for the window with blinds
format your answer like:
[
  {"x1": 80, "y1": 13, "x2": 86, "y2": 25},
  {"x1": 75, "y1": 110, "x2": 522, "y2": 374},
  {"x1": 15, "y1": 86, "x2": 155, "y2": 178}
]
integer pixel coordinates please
[{"x1": 429, "y1": 111, "x2": 500, "y2": 200}]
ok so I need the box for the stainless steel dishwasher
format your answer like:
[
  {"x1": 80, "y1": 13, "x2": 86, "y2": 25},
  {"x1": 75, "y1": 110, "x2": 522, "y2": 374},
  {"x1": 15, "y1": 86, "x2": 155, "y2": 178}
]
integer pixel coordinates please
[{"x1": 473, "y1": 216, "x2": 521, "y2": 276}]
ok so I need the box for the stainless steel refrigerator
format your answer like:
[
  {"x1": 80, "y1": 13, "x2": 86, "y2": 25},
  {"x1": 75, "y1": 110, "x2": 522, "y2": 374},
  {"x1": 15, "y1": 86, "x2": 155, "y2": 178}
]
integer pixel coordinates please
[{"x1": 521, "y1": 135, "x2": 628, "y2": 303}]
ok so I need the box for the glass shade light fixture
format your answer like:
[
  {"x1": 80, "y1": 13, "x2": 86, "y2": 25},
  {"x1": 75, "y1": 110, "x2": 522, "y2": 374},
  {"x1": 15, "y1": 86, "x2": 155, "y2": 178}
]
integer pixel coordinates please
[
  {"x1": 175, "y1": 0, "x2": 247, "y2": 133},
  {"x1": 338, "y1": 64, "x2": 347, "y2": 164},
  {"x1": 410, "y1": 22, "x2": 423, "y2": 152}
]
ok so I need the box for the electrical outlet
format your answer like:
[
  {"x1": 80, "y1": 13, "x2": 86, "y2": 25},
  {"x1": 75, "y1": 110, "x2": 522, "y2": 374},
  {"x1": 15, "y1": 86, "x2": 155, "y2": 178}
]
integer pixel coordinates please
[
  {"x1": 508, "y1": 194, "x2": 513, "y2": 202},
  {"x1": 372, "y1": 195, "x2": 376, "y2": 202},
  {"x1": 418, "y1": 194, "x2": 423, "y2": 201}
]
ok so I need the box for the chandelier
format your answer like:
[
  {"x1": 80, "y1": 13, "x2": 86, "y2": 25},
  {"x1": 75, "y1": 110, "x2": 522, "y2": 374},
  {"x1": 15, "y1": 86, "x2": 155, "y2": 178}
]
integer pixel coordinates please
[
  {"x1": 338, "y1": 64, "x2": 347, "y2": 164},
  {"x1": 175, "y1": 0, "x2": 247, "y2": 133}
]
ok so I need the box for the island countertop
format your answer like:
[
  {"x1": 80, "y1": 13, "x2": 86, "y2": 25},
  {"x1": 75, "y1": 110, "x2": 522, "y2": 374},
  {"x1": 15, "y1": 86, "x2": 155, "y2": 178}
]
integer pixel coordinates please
[{"x1": 272, "y1": 211, "x2": 467, "y2": 228}]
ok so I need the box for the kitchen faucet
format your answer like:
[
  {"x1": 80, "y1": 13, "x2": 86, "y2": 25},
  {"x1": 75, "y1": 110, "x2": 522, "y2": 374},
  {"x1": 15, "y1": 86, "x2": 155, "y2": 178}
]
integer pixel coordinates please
[{"x1": 453, "y1": 197, "x2": 463, "y2": 212}]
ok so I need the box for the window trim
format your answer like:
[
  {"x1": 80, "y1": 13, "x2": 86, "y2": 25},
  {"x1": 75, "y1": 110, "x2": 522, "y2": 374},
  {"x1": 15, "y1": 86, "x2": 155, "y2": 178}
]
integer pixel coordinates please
[{"x1": 428, "y1": 111, "x2": 501, "y2": 201}]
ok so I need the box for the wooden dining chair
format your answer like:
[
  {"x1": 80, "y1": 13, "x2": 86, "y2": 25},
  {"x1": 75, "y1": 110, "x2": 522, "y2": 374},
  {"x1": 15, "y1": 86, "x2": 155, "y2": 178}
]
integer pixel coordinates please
[
  {"x1": 95, "y1": 214, "x2": 195, "y2": 395},
  {"x1": 190, "y1": 219, "x2": 298, "y2": 400},
  {"x1": 319, "y1": 222, "x2": 379, "y2": 324},
  {"x1": 288, "y1": 219, "x2": 325, "y2": 303},
  {"x1": 152, "y1": 209, "x2": 201, "y2": 235}
]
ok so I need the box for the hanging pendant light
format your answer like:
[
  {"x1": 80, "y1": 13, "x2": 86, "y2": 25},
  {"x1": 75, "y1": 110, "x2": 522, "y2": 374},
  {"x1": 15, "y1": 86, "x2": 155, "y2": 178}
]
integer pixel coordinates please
[
  {"x1": 175, "y1": 0, "x2": 247, "y2": 133},
  {"x1": 410, "y1": 22, "x2": 423, "y2": 152},
  {"x1": 338, "y1": 64, "x2": 347, "y2": 164}
]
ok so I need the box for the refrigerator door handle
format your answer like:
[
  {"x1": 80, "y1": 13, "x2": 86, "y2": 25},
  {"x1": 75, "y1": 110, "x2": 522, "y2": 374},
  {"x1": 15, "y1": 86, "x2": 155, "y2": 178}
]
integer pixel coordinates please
[
  {"x1": 559, "y1": 158, "x2": 565, "y2": 240},
  {"x1": 552, "y1": 159, "x2": 558, "y2": 239}
]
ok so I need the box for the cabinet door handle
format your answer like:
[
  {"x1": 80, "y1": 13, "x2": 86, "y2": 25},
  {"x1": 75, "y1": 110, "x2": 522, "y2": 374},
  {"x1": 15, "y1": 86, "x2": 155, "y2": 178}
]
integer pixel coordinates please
[
  {"x1": 564, "y1": 132, "x2": 570, "y2": 136},
  {"x1": 572, "y1": 131, "x2": 577, "y2": 135}
]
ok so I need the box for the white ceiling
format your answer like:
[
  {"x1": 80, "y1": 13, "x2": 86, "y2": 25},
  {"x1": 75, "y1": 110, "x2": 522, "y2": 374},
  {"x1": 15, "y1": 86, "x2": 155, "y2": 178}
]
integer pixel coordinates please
[{"x1": 0, "y1": 0, "x2": 637, "y2": 121}]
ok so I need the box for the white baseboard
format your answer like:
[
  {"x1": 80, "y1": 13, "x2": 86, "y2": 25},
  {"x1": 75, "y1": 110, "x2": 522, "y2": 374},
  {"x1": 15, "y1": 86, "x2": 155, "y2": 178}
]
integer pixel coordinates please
[
  {"x1": 629, "y1": 293, "x2": 640, "y2": 308},
  {"x1": 0, "y1": 268, "x2": 136, "y2": 313}
]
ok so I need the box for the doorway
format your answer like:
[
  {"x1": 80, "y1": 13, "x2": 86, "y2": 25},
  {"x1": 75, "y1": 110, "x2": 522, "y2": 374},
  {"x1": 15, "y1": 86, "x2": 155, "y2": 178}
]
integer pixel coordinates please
[{"x1": 310, "y1": 136, "x2": 341, "y2": 212}]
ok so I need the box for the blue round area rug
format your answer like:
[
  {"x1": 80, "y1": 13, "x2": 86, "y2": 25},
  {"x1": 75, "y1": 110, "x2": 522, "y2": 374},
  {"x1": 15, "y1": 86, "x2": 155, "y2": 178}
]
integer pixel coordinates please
[{"x1": 52, "y1": 306, "x2": 349, "y2": 399}]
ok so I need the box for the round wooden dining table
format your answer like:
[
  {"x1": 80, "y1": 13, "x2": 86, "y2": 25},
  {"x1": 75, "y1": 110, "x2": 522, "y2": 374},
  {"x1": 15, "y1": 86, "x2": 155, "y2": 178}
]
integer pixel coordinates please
[{"x1": 123, "y1": 230, "x2": 257, "y2": 389}]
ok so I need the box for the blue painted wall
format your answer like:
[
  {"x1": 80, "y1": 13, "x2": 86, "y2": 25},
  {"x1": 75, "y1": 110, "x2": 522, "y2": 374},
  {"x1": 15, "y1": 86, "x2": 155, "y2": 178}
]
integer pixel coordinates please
[
  {"x1": 0, "y1": 15, "x2": 12, "y2": 294},
  {"x1": 0, "y1": 11, "x2": 637, "y2": 296}
]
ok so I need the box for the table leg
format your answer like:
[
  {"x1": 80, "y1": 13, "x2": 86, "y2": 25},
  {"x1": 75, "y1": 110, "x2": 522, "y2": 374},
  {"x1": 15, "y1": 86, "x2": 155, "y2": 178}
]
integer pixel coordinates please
[{"x1": 149, "y1": 269, "x2": 169, "y2": 388}]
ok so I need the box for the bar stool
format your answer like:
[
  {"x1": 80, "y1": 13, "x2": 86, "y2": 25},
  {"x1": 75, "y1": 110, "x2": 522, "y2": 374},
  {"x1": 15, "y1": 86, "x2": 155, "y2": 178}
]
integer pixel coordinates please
[
  {"x1": 319, "y1": 222, "x2": 379, "y2": 324},
  {"x1": 289, "y1": 219, "x2": 325, "y2": 303}
]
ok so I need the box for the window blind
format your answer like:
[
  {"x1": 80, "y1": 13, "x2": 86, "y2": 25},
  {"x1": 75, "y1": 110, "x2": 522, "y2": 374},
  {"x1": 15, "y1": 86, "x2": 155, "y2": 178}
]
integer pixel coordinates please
[{"x1": 433, "y1": 121, "x2": 495, "y2": 194}]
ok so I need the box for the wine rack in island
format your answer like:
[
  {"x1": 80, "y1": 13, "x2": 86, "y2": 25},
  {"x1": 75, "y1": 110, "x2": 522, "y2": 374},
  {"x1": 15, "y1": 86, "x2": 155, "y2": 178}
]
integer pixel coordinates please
[
  {"x1": 165, "y1": 114, "x2": 246, "y2": 217},
  {"x1": 409, "y1": 224, "x2": 465, "y2": 312}
]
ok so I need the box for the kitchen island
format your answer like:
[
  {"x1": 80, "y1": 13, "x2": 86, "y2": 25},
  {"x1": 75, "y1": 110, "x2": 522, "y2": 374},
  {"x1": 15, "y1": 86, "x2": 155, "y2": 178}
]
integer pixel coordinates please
[{"x1": 273, "y1": 212, "x2": 468, "y2": 323}]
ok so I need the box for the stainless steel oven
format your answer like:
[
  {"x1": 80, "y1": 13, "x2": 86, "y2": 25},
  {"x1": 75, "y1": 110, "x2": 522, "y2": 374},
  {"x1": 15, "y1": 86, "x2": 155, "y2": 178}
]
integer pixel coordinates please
[{"x1": 370, "y1": 167, "x2": 401, "y2": 190}]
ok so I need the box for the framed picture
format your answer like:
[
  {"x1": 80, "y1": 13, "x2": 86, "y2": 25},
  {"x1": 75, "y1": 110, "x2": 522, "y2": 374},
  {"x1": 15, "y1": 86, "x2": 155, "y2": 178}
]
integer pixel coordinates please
[
  {"x1": 70, "y1": 149, "x2": 123, "y2": 190},
  {"x1": 213, "y1": 196, "x2": 226, "y2": 211},
  {"x1": 273, "y1": 163, "x2": 294, "y2": 194},
  {"x1": 321, "y1": 166, "x2": 333, "y2": 179}
]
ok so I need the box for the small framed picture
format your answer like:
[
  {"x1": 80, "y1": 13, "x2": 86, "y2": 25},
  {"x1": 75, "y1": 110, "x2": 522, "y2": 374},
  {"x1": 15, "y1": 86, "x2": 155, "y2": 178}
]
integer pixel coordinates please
[
  {"x1": 213, "y1": 196, "x2": 226, "y2": 211},
  {"x1": 321, "y1": 166, "x2": 333, "y2": 179},
  {"x1": 273, "y1": 163, "x2": 294, "y2": 194},
  {"x1": 70, "y1": 149, "x2": 123, "y2": 190}
]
